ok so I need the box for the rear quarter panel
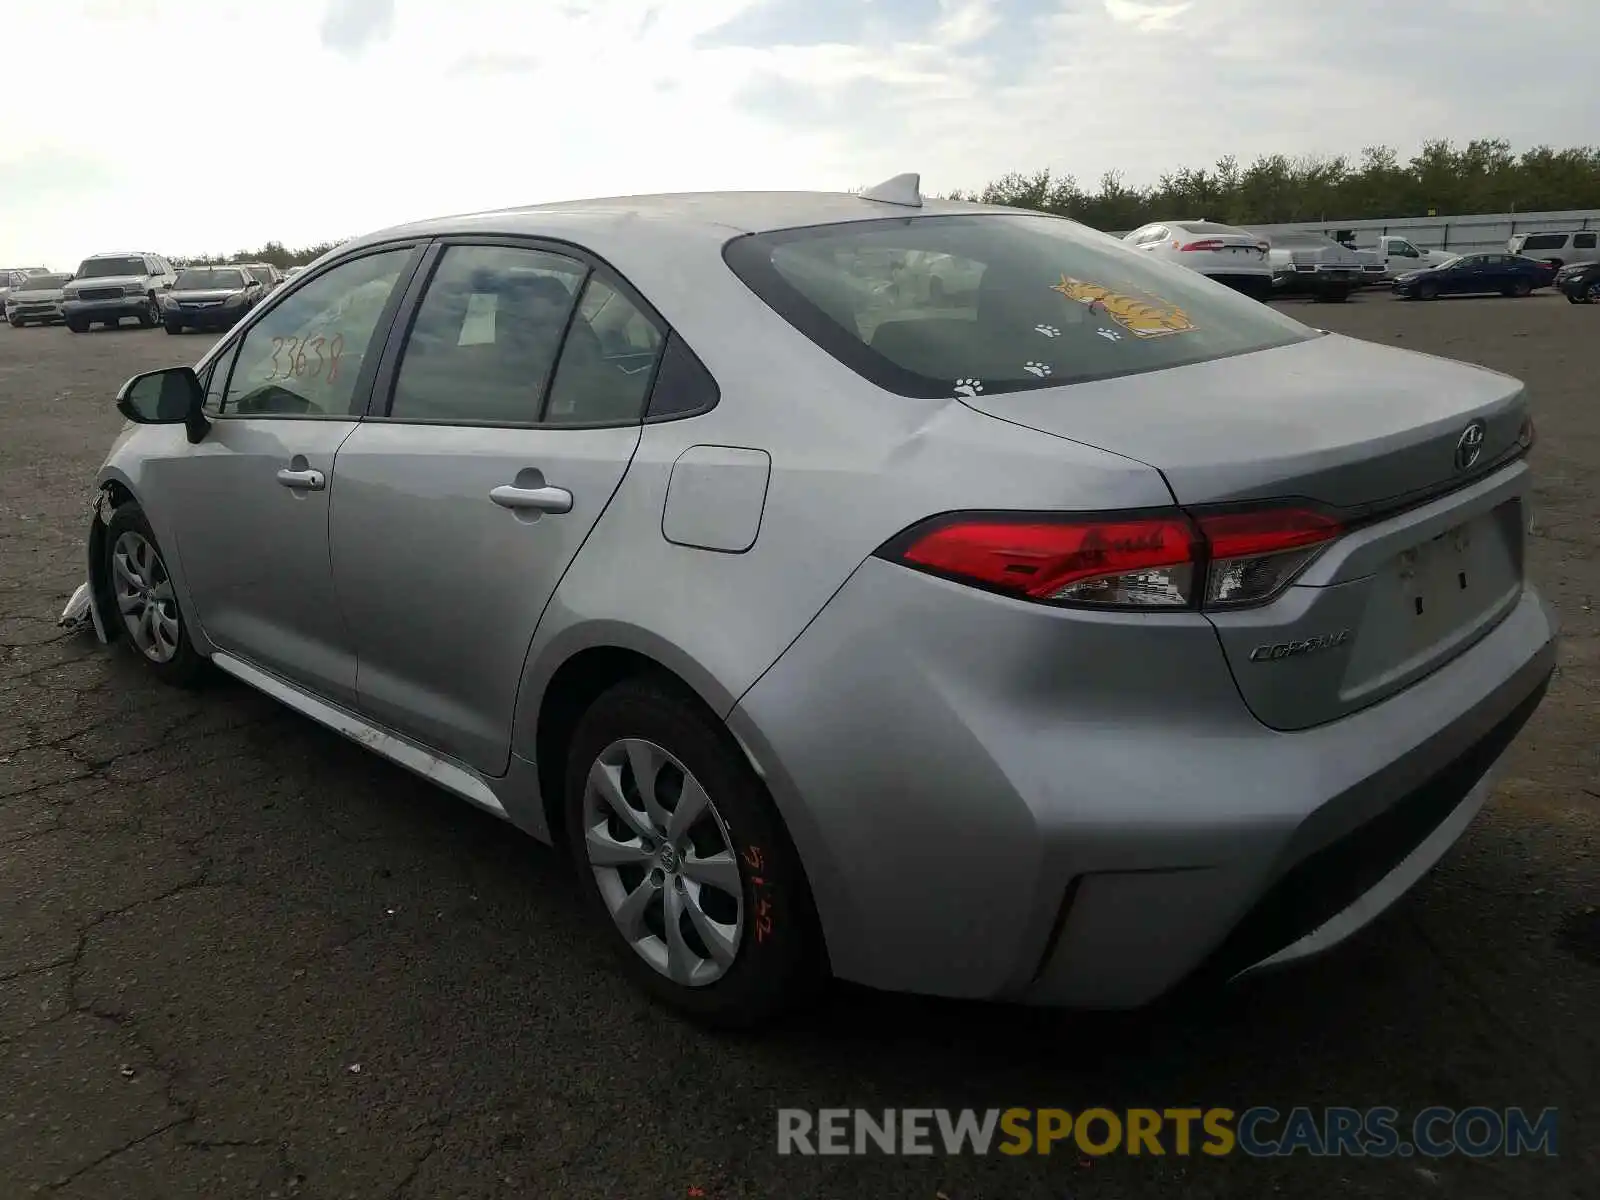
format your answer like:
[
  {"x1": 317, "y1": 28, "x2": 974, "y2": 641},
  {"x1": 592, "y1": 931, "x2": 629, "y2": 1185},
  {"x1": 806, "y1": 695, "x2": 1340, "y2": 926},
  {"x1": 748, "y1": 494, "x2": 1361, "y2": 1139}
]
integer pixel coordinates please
[{"x1": 509, "y1": 233, "x2": 1174, "y2": 753}]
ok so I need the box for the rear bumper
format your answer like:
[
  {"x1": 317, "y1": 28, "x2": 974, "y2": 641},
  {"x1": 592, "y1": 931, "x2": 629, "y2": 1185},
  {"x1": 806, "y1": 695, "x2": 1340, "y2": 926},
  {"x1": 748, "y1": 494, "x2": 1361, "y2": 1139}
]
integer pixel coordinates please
[
  {"x1": 1204, "y1": 272, "x2": 1274, "y2": 300},
  {"x1": 1275, "y1": 269, "x2": 1362, "y2": 293},
  {"x1": 729, "y1": 560, "x2": 1558, "y2": 1008}
]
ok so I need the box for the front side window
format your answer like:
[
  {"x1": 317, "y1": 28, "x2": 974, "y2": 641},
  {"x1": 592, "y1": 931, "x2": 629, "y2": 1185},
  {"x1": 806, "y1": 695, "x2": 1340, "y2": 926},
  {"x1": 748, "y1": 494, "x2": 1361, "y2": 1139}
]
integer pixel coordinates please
[
  {"x1": 724, "y1": 214, "x2": 1318, "y2": 398},
  {"x1": 388, "y1": 244, "x2": 587, "y2": 424},
  {"x1": 221, "y1": 247, "x2": 413, "y2": 417}
]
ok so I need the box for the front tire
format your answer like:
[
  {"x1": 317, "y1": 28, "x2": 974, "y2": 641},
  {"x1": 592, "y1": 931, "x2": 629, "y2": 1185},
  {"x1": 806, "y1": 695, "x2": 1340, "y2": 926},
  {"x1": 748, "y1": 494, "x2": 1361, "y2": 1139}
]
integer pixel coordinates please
[
  {"x1": 1417, "y1": 280, "x2": 1439, "y2": 300},
  {"x1": 66, "y1": 317, "x2": 88, "y2": 333},
  {"x1": 164, "y1": 320, "x2": 183, "y2": 334},
  {"x1": 563, "y1": 676, "x2": 821, "y2": 1028},
  {"x1": 137, "y1": 296, "x2": 158, "y2": 328},
  {"x1": 103, "y1": 502, "x2": 206, "y2": 687}
]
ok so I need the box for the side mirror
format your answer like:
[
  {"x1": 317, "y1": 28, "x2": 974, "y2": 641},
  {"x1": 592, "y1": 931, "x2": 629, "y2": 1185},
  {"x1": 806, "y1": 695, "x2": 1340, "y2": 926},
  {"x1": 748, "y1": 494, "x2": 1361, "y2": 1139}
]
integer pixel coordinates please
[{"x1": 116, "y1": 367, "x2": 211, "y2": 444}]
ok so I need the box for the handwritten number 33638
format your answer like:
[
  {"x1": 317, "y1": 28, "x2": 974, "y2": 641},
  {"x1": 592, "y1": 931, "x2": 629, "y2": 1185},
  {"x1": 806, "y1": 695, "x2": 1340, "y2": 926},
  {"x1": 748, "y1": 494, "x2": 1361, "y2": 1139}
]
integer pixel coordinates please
[{"x1": 266, "y1": 333, "x2": 345, "y2": 384}]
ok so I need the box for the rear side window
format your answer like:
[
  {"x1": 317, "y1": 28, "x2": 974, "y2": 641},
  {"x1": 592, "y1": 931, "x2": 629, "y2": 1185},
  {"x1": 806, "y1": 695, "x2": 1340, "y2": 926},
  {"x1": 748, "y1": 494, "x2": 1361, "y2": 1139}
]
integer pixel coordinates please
[
  {"x1": 724, "y1": 214, "x2": 1316, "y2": 398},
  {"x1": 388, "y1": 245, "x2": 587, "y2": 424},
  {"x1": 1574, "y1": 232, "x2": 1597, "y2": 250},
  {"x1": 1520, "y1": 233, "x2": 1567, "y2": 250}
]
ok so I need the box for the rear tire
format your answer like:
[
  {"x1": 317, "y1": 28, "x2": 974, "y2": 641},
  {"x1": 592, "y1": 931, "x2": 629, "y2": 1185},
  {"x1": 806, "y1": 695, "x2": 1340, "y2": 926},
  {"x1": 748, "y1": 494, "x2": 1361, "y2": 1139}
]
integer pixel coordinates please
[
  {"x1": 563, "y1": 676, "x2": 822, "y2": 1029},
  {"x1": 102, "y1": 502, "x2": 207, "y2": 688},
  {"x1": 1512, "y1": 279, "x2": 1533, "y2": 297}
]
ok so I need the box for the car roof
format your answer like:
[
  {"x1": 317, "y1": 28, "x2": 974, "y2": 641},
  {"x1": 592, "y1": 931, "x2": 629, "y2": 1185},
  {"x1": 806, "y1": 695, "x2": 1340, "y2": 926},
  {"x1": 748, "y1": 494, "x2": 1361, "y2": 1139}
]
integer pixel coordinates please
[{"x1": 358, "y1": 189, "x2": 1036, "y2": 249}]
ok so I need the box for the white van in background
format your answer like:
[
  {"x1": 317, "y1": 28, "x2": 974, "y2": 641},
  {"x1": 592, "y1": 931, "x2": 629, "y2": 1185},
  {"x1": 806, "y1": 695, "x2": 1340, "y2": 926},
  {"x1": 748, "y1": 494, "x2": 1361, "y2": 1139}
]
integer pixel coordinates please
[{"x1": 1507, "y1": 230, "x2": 1600, "y2": 269}]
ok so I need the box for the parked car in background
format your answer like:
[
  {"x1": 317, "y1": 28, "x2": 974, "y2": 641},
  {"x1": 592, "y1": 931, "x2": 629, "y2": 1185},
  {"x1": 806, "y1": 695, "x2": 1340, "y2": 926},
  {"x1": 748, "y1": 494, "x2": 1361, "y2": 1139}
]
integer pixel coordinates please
[
  {"x1": 1507, "y1": 230, "x2": 1599, "y2": 271},
  {"x1": 1557, "y1": 260, "x2": 1600, "y2": 303},
  {"x1": 1, "y1": 267, "x2": 52, "y2": 307},
  {"x1": 68, "y1": 179, "x2": 1556, "y2": 1027},
  {"x1": 61, "y1": 252, "x2": 179, "y2": 332},
  {"x1": 1340, "y1": 234, "x2": 1454, "y2": 279},
  {"x1": 1253, "y1": 231, "x2": 1365, "y2": 301},
  {"x1": 1393, "y1": 253, "x2": 1555, "y2": 300},
  {"x1": 1122, "y1": 220, "x2": 1272, "y2": 299},
  {"x1": 160, "y1": 266, "x2": 267, "y2": 333},
  {"x1": 4, "y1": 272, "x2": 74, "y2": 326},
  {"x1": 237, "y1": 262, "x2": 284, "y2": 291},
  {"x1": 284, "y1": 265, "x2": 305, "y2": 281}
]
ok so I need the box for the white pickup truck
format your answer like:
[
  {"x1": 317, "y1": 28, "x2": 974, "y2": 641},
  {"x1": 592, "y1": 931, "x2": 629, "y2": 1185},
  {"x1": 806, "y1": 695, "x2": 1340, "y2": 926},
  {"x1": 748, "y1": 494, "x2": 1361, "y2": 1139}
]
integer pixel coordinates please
[{"x1": 1340, "y1": 234, "x2": 1453, "y2": 278}]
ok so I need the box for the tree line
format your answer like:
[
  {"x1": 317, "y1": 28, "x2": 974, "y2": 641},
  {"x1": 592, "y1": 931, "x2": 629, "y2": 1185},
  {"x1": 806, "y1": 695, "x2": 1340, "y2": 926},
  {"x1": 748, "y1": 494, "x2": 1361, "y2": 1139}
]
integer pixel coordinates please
[
  {"x1": 947, "y1": 139, "x2": 1600, "y2": 231},
  {"x1": 173, "y1": 238, "x2": 347, "y2": 269}
]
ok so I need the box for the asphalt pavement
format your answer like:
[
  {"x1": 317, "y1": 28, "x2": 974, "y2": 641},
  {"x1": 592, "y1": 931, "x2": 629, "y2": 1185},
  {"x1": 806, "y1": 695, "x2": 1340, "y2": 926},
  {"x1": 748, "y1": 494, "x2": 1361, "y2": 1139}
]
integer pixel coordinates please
[{"x1": 1, "y1": 293, "x2": 1595, "y2": 1199}]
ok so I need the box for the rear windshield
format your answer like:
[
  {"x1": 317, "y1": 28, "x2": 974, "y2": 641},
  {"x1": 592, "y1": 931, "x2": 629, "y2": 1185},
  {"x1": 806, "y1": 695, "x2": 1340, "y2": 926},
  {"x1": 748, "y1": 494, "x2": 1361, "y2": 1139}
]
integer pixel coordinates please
[
  {"x1": 19, "y1": 273, "x2": 71, "y2": 290},
  {"x1": 175, "y1": 268, "x2": 247, "y2": 290},
  {"x1": 723, "y1": 214, "x2": 1317, "y2": 397},
  {"x1": 77, "y1": 256, "x2": 148, "y2": 278}
]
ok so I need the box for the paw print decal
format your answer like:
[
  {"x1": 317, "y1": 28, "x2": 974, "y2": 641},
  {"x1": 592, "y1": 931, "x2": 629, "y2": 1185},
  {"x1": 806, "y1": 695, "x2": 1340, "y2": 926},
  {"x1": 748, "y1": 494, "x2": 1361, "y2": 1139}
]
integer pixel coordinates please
[
  {"x1": 953, "y1": 378, "x2": 983, "y2": 397},
  {"x1": 1034, "y1": 324, "x2": 1060, "y2": 338},
  {"x1": 1023, "y1": 362, "x2": 1051, "y2": 378},
  {"x1": 1095, "y1": 328, "x2": 1123, "y2": 342}
]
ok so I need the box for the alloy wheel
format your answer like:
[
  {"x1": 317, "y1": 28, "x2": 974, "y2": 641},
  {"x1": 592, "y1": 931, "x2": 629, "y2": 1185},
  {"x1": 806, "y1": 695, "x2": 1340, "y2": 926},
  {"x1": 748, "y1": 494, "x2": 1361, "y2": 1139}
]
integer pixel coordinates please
[
  {"x1": 581, "y1": 737, "x2": 744, "y2": 986},
  {"x1": 111, "y1": 530, "x2": 181, "y2": 663}
]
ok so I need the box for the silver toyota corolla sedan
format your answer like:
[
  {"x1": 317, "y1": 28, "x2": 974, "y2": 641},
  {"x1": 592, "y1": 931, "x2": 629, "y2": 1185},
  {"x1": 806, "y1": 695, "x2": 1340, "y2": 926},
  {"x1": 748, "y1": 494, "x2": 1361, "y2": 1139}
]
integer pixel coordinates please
[{"x1": 66, "y1": 175, "x2": 1557, "y2": 1027}]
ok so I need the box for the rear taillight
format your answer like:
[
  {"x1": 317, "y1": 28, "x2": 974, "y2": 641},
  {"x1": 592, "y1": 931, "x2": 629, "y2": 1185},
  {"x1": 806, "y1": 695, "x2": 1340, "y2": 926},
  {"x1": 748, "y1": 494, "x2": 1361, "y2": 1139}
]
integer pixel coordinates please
[
  {"x1": 879, "y1": 505, "x2": 1345, "y2": 611},
  {"x1": 1194, "y1": 507, "x2": 1343, "y2": 607},
  {"x1": 1178, "y1": 239, "x2": 1227, "y2": 252}
]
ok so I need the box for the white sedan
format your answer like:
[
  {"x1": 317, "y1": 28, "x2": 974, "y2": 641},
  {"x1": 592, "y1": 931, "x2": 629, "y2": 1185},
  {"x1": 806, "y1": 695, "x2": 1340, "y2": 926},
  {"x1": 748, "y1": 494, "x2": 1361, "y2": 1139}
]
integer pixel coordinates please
[{"x1": 1123, "y1": 220, "x2": 1273, "y2": 300}]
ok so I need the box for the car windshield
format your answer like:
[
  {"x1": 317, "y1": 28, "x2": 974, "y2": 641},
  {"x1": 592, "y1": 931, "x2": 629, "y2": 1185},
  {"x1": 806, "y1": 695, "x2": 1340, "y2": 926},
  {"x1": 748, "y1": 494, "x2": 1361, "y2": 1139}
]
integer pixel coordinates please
[
  {"x1": 76, "y1": 256, "x2": 147, "y2": 278},
  {"x1": 724, "y1": 213, "x2": 1318, "y2": 397},
  {"x1": 1436, "y1": 255, "x2": 1464, "y2": 269},
  {"x1": 20, "y1": 274, "x2": 71, "y2": 290},
  {"x1": 175, "y1": 268, "x2": 246, "y2": 290}
]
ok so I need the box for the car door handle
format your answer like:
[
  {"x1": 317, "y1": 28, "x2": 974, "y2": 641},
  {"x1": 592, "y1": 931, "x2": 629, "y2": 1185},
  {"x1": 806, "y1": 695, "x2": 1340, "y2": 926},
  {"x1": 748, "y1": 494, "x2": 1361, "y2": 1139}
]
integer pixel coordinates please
[
  {"x1": 276, "y1": 468, "x2": 326, "y2": 491},
  {"x1": 490, "y1": 484, "x2": 572, "y2": 514}
]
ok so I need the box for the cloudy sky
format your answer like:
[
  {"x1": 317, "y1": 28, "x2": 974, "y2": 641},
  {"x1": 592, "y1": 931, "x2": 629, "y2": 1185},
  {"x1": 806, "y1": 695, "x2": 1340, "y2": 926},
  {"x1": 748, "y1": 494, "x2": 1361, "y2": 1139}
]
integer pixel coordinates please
[{"x1": 6, "y1": 0, "x2": 1598, "y2": 268}]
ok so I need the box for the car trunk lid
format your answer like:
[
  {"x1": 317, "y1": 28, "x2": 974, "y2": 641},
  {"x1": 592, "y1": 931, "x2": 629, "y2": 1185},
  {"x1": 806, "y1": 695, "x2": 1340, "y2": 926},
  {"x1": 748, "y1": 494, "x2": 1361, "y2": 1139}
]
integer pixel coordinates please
[{"x1": 957, "y1": 332, "x2": 1533, "y2": 729}]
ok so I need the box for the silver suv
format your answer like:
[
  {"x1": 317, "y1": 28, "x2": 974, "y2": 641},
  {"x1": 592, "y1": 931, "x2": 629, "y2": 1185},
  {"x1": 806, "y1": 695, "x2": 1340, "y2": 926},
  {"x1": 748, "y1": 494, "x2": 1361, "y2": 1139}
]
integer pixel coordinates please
[{"x1": 62, "y1": 252, "x2": 178, "y2": 332}]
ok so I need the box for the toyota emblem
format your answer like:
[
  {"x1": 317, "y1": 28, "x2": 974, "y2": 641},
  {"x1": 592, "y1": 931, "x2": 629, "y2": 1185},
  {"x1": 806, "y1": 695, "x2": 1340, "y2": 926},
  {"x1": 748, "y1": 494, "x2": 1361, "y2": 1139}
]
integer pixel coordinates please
[{"x1": 1454, "y1": 421, "x2": 1487, "y2": 471}]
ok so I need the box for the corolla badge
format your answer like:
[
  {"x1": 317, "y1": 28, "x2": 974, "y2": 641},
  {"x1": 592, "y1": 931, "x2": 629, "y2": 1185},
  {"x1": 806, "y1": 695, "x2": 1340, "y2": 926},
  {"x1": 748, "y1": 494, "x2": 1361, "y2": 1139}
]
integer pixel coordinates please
[
  {"x1": 1454, "y1": 420, "x2": 1487, "y2": 471},
  {"x1": 1248, "y1": 630, "x2": 1350, "y2": 662}
]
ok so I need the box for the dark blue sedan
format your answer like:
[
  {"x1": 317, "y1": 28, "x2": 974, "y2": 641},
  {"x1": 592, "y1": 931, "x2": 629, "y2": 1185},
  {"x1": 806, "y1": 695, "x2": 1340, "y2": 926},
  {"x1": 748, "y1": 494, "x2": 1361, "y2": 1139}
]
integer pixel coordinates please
[{"x1": 1393, "y1": 253, "x2": 1556, "y2": 299}]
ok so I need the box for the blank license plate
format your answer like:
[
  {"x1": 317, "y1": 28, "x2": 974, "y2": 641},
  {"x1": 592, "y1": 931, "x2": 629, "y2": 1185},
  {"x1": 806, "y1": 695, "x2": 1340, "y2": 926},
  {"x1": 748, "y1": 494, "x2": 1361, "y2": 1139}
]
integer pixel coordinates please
[{"x1": 1398, "y1": 523, "x2": 1479, "y2": 649}]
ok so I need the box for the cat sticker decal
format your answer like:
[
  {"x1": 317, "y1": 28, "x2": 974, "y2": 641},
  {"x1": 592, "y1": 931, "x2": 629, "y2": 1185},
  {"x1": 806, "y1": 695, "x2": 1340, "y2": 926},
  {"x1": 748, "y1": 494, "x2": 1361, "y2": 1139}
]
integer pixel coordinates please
[{"x1": 1050, "y1": 275, "x2": 1197, "y2": 338}]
